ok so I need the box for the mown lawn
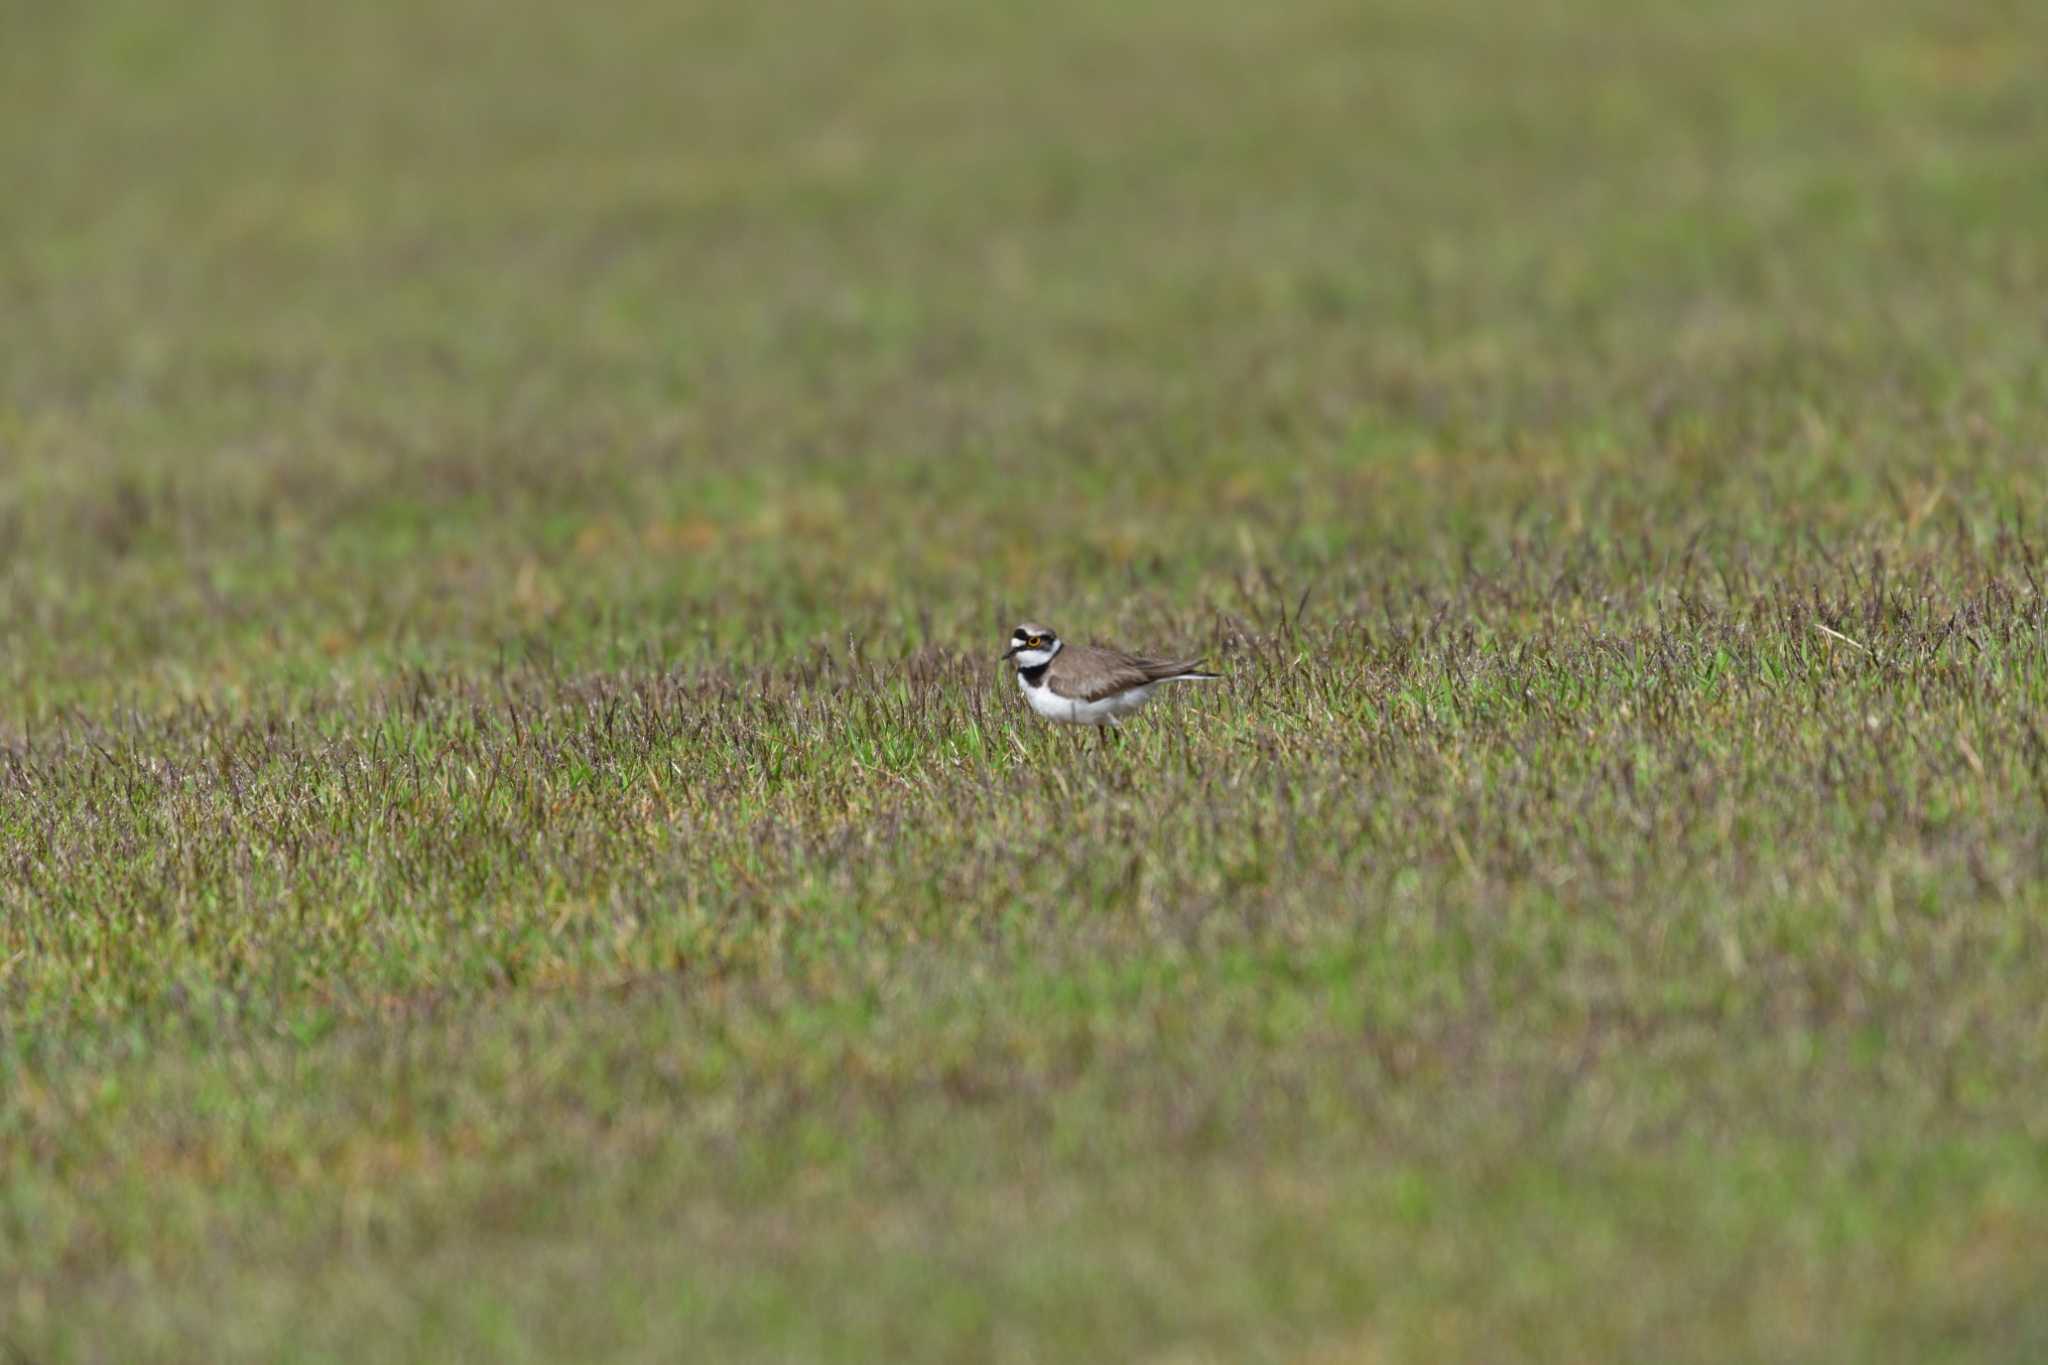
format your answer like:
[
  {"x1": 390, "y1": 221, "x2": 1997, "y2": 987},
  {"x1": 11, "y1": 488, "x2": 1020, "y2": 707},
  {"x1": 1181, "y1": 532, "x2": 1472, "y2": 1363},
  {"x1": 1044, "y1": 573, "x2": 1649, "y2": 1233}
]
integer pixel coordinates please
[{"x1": 4, "y1": 0, "x2": 2048, "y2": 1358}]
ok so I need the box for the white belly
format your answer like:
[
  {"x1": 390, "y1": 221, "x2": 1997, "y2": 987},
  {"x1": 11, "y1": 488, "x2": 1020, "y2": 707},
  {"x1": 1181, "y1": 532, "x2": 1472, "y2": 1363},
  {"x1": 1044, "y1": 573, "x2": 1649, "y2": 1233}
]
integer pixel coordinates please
[{"x1": 1020, "y1": 674, "x2": 1156, "y2": 726}]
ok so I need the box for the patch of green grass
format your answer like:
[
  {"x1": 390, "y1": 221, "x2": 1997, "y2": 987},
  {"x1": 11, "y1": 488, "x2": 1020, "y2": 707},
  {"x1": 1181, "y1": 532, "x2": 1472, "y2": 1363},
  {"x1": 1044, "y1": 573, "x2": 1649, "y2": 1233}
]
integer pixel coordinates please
[{"x1": 5, "y1": 0, "x2": 2048, "y2": 1358}]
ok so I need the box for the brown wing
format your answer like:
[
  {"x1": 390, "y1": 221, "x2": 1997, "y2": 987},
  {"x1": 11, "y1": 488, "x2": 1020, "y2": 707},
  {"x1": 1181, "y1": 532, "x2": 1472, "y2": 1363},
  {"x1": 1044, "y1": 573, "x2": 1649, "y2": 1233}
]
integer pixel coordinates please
[{"x1": 1046, "y1": 644, "x2": 1211, "y2": 702}]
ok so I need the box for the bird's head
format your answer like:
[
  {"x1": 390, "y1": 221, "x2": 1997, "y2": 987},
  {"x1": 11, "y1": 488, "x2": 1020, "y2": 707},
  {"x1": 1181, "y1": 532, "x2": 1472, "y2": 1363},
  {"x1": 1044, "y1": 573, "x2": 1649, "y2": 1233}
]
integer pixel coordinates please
[{"x1": 1000, "y1": 623, "x2": 1061, "y2": 668}]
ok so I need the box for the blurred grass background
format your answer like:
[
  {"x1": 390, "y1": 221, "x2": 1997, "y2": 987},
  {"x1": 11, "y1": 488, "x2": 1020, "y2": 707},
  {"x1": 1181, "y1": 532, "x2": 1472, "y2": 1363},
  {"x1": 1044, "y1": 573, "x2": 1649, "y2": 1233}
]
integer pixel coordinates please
[
  {"x1": 4, "y1": 0, "x2": 2048, "y2": 1359},
  {"x1": 6, "y1": 0, "x2": 2040, "y2": 703}
]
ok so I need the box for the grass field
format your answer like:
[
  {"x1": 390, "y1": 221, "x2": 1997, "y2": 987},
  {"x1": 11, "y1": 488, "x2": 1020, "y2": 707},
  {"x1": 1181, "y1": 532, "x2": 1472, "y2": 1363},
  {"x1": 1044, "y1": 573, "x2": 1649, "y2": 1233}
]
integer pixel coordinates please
[{"x1": 6, "y1": 0, "x2": 2048, "y2": 1358}]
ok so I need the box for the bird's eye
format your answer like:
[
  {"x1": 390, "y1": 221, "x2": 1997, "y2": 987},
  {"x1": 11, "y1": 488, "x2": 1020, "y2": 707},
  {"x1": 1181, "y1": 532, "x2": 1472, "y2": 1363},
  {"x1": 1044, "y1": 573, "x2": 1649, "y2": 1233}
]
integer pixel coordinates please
[{"x1": 1030, "y1": 636, "x2": 1048, "y2": 647}]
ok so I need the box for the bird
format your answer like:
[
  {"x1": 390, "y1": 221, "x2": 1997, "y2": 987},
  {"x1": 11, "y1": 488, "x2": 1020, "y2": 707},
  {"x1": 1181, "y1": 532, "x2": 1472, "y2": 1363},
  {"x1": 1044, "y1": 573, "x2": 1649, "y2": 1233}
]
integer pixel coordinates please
[{"x1": 999, "y1": 622, "x2": 1220, "y2": 728}]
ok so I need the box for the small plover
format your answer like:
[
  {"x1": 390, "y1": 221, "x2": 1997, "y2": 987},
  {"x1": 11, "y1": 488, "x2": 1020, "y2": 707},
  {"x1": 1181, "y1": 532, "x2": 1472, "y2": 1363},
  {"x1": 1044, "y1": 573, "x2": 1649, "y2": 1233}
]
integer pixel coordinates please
[{"x1": 1000, "y1": 622, "x2": 1220, "y2": 727}]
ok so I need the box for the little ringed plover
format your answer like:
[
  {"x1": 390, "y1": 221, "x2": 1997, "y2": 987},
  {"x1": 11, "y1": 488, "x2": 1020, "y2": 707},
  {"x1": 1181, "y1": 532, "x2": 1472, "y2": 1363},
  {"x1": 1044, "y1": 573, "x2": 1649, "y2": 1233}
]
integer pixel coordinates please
[{"x1": 1000, "y1": 622, "x2": 1220, "y2": 727}]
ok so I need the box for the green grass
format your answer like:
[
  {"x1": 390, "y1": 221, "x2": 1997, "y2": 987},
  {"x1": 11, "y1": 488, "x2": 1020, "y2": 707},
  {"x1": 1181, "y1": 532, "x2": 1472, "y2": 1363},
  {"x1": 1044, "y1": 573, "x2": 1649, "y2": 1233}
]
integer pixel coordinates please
[{"x1": 5, "y1": 0, "x2": 2048, "y2": 1358}]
